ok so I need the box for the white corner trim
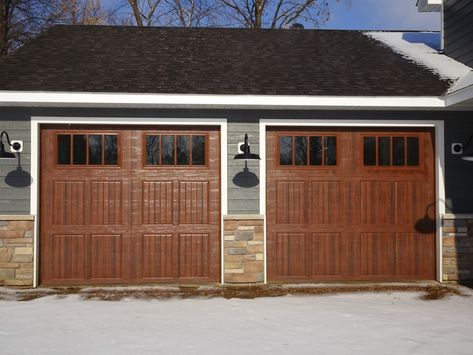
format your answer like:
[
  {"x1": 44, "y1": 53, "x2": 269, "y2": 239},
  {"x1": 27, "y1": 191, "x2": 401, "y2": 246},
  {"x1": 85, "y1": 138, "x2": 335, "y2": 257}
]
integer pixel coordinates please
[
  {"x1": 30, "y1": 116, "x2": 228, "y2": 287},
  {"x1": 0, "y1": 91, "x2": 446, "y2": 109},
  {"x1": 259, "y1": 119, "x2": 445, "y2": 283}
]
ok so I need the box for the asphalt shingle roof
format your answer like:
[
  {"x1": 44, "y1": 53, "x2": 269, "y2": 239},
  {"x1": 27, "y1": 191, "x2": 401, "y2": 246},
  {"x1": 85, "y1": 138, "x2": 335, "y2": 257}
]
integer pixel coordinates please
[{"x1": 0, "y1": 25, "x2": 451, "y2": 96}]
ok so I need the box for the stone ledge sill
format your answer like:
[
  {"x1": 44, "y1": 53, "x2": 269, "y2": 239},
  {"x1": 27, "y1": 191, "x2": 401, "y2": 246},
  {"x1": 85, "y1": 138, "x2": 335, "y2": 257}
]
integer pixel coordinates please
[
  {"x1": 442, "y1": 213, "x2": 473, "y2": 220},
  {"x1": 0, "y1": 215, "x2": 35, "y2": 221},
  {"x1": 224, "y1": 215, "x2": 264, "y2": 220}
]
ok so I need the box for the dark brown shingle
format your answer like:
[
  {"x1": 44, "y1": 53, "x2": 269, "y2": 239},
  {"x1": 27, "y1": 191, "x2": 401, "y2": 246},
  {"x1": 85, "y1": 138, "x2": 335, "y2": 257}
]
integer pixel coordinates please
[{"x1": 0, "y1": 25, "x2": 450, "y2": 96}]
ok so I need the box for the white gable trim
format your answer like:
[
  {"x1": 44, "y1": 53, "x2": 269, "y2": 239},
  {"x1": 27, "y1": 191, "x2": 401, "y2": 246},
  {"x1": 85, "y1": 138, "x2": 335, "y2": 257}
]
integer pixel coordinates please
[{"x1": 0, "y1": 91, "x2": 446, "y2": 109}]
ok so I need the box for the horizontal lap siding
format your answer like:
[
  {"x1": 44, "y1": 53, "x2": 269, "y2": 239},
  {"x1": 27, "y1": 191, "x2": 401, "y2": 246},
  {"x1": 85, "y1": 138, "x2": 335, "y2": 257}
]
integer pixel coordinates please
[
  {"x1": 227, "y1": 121, "x2": 260, "y2": 214},
  {"x1": 0, "y1": 118, "x2": 31, "y2": 215},
  {"x1": 1, "y1": 108, "x2": 473, "y2": 216},
  {"x1": 444, "y1": 0, "x2": 473, "y2": 67}
]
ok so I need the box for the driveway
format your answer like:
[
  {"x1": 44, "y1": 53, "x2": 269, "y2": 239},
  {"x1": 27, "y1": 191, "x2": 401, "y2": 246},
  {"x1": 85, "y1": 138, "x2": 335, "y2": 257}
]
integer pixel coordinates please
[{"x1": 0, "y1": 286, "x2": 472, "y2": 354}]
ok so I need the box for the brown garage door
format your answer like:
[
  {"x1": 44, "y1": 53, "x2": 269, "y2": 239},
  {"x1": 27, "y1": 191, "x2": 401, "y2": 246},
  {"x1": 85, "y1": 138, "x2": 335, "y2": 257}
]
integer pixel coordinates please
[
  {"x1": 40, "y1": 126, "x2": 221, "y2": 285},
  {"x1": 267, "y1": 127, "x2": 436, "y2": 281}
]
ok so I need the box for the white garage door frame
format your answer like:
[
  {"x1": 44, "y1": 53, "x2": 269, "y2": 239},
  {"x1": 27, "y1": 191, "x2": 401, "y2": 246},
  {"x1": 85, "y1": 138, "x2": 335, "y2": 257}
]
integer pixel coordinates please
[
  {"x1": 30, "y1": 116, "x2": 228, "y2": 287},
  {"x1": 259, "y1": 119, "x2": 445, "y2": 283}
]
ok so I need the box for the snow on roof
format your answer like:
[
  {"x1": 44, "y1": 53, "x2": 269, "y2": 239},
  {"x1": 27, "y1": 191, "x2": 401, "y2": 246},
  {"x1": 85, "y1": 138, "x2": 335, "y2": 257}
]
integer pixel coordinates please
[{"x1": 365, "y1": 31, "x2": 471, "y2": 81}]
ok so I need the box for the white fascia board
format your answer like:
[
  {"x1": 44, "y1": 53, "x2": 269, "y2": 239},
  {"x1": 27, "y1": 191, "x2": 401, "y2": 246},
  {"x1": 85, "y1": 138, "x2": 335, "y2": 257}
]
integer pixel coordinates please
[
  {"x1": 446, "y1": 71, "x2": 473, "y2": 106},
  {"x1": 417, "y1": 0, "x2": 442, "y2": 12},
  {"x1": 446, "y1": 86, "x2": 473, "y2": 107},
  {"x1": 0, "y1": 91, "x2": 446, "y2": 109}
]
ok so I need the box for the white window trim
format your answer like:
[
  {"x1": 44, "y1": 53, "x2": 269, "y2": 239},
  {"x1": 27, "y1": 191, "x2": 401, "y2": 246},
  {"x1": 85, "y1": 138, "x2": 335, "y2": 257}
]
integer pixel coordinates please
[
  {"x1": 259, "y1": 119, "x2": 445, "y2": 283},
  {"x1": 30, "y1": 116, "x2": 228, "y2": 287}
]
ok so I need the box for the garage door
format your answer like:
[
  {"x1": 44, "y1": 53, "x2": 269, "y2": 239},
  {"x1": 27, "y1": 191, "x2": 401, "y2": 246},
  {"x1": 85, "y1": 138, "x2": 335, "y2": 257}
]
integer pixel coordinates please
[
  {"x1": 40, "y1": 126, "x2": 221, "y2": 285},
  {"x1": 267, "y1": 128, "x2": 436, "y2": 281}
]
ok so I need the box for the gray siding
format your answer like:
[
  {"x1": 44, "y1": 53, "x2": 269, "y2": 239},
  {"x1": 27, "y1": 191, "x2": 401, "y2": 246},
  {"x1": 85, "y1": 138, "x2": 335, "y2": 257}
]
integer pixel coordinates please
[
  {"x1": 1, "y1": 107, "x2": 473, "y2": 215},
  {"x1": 444, "y1": 0, "x2": 473, "y2": 67},
  {"x1": 227, "y1": 120, "x2": 260, "y2": 215},
  {"x1": 0, "y1": 118, "x2": 31, "y2": 215}
]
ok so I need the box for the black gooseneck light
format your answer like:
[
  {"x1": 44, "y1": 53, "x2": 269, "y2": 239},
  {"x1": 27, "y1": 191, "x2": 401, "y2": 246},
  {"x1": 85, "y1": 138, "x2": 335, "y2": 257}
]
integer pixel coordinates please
[
  {"x1": 0, "y1": 131, "x2": 21, "y2": 160},
  {"x1": 233, "y1": 134, "x2": 261, "y2": 161},
  {"x1": 461, "y1": 135, "x2": 473, "y2": 161}
]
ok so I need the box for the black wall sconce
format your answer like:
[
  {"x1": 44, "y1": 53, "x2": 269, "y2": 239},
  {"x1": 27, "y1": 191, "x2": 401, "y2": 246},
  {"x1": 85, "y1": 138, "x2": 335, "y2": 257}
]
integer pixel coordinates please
[
  {"x1": 0, "y1": 131, "x2": 23, "y2": 160},
  {"x1": 233, "y1": 134, "x2": 260, "y2": 160},
  {"x1": 461, "y1": 135, "x2": 473, "y2": 161}
]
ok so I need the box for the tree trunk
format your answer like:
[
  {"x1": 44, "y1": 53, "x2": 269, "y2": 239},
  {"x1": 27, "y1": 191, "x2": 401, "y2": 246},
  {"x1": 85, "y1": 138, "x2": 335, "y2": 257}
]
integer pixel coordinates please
[
  {"x1": 128, "y1": 0, "x2": 144, "y2": 26},
  {"x1": 0, "y1": 0, "x2": 10, "y2": 57},
  {"x1": 254, "y1": 0, "x2": 262, "y2": 28}
]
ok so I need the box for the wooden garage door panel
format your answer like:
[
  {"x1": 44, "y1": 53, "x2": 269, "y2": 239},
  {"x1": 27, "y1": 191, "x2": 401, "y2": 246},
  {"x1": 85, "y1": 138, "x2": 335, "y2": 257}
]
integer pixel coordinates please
[
  {"x1": 395, "y1": 182, "x2": 432, "y2": 225},
  {"x1": 359, "y1": 233, "x2": 395, "y2": 277},
  {"x1": 51, "y1": 234, "x2": 86, "y2": 280},
  {"x1": 90, "y1": 234, "x2": 122, "y2": 279},
  {"x1": 40, "y1": 126, "x2": 221, "y2": 285},
  {"x1": 267, "y1": 128, "x2": 436, "y2": 281},
  {"x1": 272, "y1": 233, "x2": 306, "y2": 277},
  {"x1": 361, "y1": 182, "x2": 394, "y2": 225},
  {"x1": 309, "y1": 233, "x2": 342, "y2": 276},
  {"x1": 276, "y1": 181, "x2": 306, "y2": 224},
  {"x1": 179, "y1": 233, "x2": 210, "y2": 278},
  {"x1": 395, "y1": 233, "x2": 435, "y2": 277},
  {"x1": 142, "y1": 234, "x2": 174, "y2": 279},
  {"x1": 52, "y1": 181, "x2": 85, "y2": 225},
  {"x1": 310, "y1": 182, "x2": 342, "y2": 225},
  {"x1": 90, "y1": 181, "x2": 123, "y2": 225},
  {"x1": 142, "y1": 181, "x2": 174, "y2": 225},
  {"x1": 179, "y1": 181, "x2": 209, "y2": 224}
]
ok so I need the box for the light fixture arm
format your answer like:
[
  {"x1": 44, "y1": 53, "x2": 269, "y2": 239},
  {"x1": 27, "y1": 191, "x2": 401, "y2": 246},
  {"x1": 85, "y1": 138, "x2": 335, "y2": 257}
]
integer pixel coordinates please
[
  {"x1": 463, "y1": 135, "x2": 473, "y2": 150},
  {"x1": 240, "y1": 134, "x2": 250, "y2": 154},
  {"x1": 0, "y1": 131, "x2": 21, "y2": 150}
]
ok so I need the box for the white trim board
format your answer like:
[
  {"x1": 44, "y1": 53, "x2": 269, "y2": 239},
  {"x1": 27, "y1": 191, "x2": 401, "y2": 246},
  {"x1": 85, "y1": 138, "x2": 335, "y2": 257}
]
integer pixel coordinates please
[
  {"x1": 0, "y1": 91, "x2": 446, "y2": 109},
  {"x1": 259, "y1": 119, "x2": 445, "y2": 283},
  {"x1": 30, "y1": 116, "x2": 228, "y2": 287}
]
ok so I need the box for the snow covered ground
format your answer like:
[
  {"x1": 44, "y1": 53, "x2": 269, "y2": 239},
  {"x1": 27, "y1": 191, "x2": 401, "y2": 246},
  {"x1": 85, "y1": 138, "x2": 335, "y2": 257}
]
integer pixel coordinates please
[{"x1": 1, "y1": 290, "x2": 472, "y2": 355}]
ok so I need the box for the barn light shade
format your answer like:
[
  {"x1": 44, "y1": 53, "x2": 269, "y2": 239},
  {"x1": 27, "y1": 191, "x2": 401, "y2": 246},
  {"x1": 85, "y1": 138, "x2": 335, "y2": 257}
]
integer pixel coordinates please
[
  {"x1": 461, "y1": 135, "x2": 473, "y2": 161},
  {"x1": 234, "y1": 134, "x2": 261, "y2": 160},
  {"x1": 0, "y1": 131, "x2": 21, "y2": 160}
]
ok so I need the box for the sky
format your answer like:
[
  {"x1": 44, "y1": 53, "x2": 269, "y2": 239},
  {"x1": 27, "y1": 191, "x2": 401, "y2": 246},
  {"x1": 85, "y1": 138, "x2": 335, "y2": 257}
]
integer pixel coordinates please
[
  {"x1": 102, "y1": 0, "x2": 441, "y2": 31},
  {"x1": 323, "y1": 0, "x2": 441, "y2": 31}
]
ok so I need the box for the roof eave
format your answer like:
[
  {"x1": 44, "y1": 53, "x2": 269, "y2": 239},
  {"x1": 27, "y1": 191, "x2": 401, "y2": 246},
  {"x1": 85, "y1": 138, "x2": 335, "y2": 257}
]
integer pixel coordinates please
[{"x1": 0, "y1": 91, "x2": 446, "y2": 110}]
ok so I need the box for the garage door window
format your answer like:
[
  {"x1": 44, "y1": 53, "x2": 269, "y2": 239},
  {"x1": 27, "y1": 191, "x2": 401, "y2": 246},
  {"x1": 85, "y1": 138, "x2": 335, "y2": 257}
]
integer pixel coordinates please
[
  {"x1": 145, "y1": 134, "x2": 206, "y2": 166},
  {"x1": 57, "y1": 133, "x2": 119, "y2": 166},
  {"x1": 363, "y1": 136, "x2": 419, "y2": 167},
  {"x1": 279, "y1": 135, "x2": 337, "y2": 167}
]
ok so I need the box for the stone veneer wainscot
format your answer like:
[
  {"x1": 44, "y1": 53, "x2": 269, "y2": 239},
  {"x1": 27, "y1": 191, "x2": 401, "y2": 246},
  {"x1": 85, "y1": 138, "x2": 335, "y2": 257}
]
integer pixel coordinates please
[
  {"x1": 224, "y1": 215, "x2": 264, "y2": 284},
  {"x1": 442, "y1": 214, "x2": 473, "y2": 282},
  {"x1": 0, "y1": 215, "x2": 34, "y2": 286}
]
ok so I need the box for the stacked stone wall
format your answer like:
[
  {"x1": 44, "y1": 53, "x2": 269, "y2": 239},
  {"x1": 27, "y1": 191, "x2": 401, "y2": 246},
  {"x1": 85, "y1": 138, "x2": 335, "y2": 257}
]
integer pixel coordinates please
[
  {"x1": 0, "y1": 216, "x2": 34, "y2": 286},
  {"x1": 224, "y1": 216, "x2": 264, "y2": 284},
  {"x1": 442, "y1": 214, "x2": 473, "y2": 282}
]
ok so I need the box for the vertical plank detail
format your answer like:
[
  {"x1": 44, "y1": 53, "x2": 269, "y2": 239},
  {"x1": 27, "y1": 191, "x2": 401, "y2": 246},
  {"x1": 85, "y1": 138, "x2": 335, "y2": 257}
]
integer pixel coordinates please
[
  {"x1": 90, "y1": 234, "x2": 122, "y2": 279},
  {"x1": 51, "y1": 234, "x2": 86, "y2": 280},
  {"x1": 179, "y1": 181, "x2": 209, "y2": 224},
  {"x1": 310, "y1": 182, "x2": 341, "y2": 224},
  {"x1": 90, "y1": 181, "x2": 122, "y2": 225},
  {"x1": 142, "y1": 181, "x2": 173, "y2": 224},
  {"x1": 310, "y1": 233, "x2": 341, "y2": 276},
  {"x1": 275, "y1": 233, "x2": 306, "y2": 276},
  {"x1": 178, "y1": 233, "x2": 209, "y2": 278},
  {"x1": 359, "y1": 233, "x2": 395, "y2": 276},
  {"x1": 361, "y1": 182, "x2": 394, "y2": 225},
  {"x1": 52, "y1": 181, "x2": 85, "y2": 225},
  {"x1": 276, "y1": 181, "x2": 306, "y2": 224},
  {"x1": 142, "y1": 234, "x2": 174, "y2": 278}
]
